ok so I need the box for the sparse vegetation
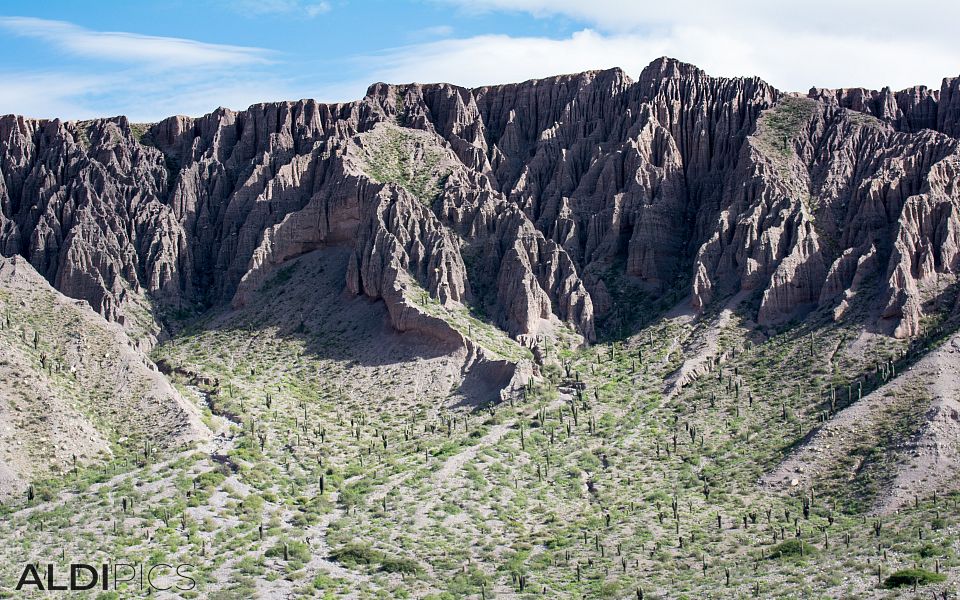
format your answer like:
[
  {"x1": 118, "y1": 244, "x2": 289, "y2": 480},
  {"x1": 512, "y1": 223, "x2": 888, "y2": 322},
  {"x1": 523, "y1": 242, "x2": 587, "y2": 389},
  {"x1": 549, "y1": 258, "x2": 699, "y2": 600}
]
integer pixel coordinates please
[
  {"x1": 756, "y1": 96, "x2": 817, "y2": 159},
  {"x1": 768, "y1": 538, "x2": 816, "y2": 559},
  {"x1": 1, "y1": 234, "x2": 958, "y2": 599},
  {"x1": 358, "y1": 124, "x2": 450, "y2": 205}
]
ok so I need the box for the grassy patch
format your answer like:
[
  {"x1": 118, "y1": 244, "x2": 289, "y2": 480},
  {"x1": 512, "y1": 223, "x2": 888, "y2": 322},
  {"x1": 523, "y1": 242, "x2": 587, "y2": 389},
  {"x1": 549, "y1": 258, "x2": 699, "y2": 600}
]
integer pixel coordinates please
[
  {"x1": 756, "y1": 97, "x2": 817, "y2": 160},
  {"x1": 359, "y1": 124, "x2": 449, "y2": 205}
]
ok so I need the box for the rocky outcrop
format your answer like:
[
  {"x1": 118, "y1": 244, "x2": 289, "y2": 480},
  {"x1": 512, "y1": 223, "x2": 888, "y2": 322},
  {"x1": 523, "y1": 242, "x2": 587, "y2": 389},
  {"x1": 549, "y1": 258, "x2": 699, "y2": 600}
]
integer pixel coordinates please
[
  {"x1": 810, "y1": 74, "x2": 960, "y2": 138},
  {"x1": 941, "y1": 78, "x2": 960, "y2": 138},
  {"x1": 0, "y1": 115, "x2": 184, "y2": 341},
  {"x1": 1, "y1": 58, "x2": 959, "y2": 344},
  {"x1": 691, "y1": 93, "x2": 960, "y2": 335}
]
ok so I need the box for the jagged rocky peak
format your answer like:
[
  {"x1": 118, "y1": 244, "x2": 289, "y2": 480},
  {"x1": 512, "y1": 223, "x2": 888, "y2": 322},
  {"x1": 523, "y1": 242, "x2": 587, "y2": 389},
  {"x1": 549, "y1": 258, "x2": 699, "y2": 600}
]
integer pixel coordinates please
[
  {"x1": 0, "y1": 57, "x2": 958, "y2": 348},
  {"x1": 809, "y1": 73, "x2": 960, "y2": 138}
]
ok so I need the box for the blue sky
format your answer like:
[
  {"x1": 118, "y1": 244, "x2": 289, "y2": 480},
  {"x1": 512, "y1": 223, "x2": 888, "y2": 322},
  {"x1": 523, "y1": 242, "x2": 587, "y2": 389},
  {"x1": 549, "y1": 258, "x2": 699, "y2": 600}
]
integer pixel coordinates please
[{"x1": 1, "y1": 0, "x2": 959, "y2": 121}]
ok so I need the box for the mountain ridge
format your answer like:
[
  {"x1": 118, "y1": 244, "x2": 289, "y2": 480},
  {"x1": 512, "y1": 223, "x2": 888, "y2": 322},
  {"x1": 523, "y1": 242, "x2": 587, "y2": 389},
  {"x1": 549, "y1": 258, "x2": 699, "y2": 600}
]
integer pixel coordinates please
[{"x1": 1, "y1": 57, "x2": 958, "y2": 349}]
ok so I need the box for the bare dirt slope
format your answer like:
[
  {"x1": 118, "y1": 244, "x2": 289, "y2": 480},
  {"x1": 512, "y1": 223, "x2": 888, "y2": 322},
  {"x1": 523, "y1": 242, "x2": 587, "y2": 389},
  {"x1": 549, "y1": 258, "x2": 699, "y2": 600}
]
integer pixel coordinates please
[
  {"x1": 762, "y1": 331, "x2": 960, "y2": 513},
  {"x1": 0, "y1": 255, "x2": 208, "y2": 500}
]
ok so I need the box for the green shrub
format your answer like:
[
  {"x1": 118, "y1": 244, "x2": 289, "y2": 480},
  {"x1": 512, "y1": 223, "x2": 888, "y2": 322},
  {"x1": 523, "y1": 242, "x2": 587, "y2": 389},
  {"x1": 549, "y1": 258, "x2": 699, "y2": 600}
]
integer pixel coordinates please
[
  {"x1": 265, "y1": 540, "x2": 310, "y2": 562},
  {"x1": 380, "y1": 556, "x2": 421, "y2": 575},
  {"x1": 241, "y1": 494, "x2": 264, "y2": 516},
  {"x1": 290, "y1": 510, "x2": 320, "y2": 528},
  {"x1": 883, "y1": 569, "x2": 945, "y2": 588},
  {"x1": 330, "y1": 542, "x2": 381, "y2": 566},
  {"x1": 917, "y1": 543, "x2": 944, "y2": 558},
  {"x1": 767, "y1": 539, "x2": 816, "y2": 559}
]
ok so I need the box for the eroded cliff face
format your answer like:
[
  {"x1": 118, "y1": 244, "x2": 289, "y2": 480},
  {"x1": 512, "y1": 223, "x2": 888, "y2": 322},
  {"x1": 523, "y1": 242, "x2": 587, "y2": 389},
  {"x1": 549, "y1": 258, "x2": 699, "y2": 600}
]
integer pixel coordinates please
[
  {"x1": 692, "y1": 94, "x2": 959, "y2": 336},
  {"x1": 809, "y1": 75, "x2": 960, "y2": 138},
  {"x1": 1, "y1": 57, "x2": 958, "y2": 345}
]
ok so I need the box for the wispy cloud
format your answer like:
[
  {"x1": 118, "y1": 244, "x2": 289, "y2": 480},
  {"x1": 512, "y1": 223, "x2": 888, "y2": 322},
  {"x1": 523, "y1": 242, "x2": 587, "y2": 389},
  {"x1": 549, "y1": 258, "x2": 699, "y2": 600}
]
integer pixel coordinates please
[
  {"x1": 228, "y1": 0, "x2": 331, "y2": 18},
  {"x1": 4, "y1": 4, "x2": 959, "y2": 123},
  {"x1": 0, "y1": 17, "x2": 294, "y2": 121},
  {"x1": 436, "y1": 0, "x2": 960, "y2": 39},
  {"x1": 412, "y1": 25, "x2": 453, "y2": 38},
  {"x1": 0, "y1": 17, "x2": 272, "y2": 68},
  {"x1": 0, "y1": 67, "x2": 309, "y2": 121},
  {"x1": 0, "y1": 72, "x2": 116, "y2": 120},
  {"x1": 356, "y1": 31, "x2": 654, "y2": 87}
]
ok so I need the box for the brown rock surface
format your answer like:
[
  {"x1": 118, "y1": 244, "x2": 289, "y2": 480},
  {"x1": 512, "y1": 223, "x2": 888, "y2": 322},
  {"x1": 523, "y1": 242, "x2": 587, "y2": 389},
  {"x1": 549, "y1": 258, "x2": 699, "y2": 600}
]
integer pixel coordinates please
[{"x1": 1, "y1": 58, "x2": 959, "y2": 344}]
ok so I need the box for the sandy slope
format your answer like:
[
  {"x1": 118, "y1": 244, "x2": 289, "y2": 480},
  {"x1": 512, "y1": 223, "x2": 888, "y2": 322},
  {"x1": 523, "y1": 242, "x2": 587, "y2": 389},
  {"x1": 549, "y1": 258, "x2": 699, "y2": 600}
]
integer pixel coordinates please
[
  {"x1": 762, "y1": 331, "x2": 960, "y2": 513},
  {"x1": 0, "y1": 256, "x2": 208, "y2": 500}
]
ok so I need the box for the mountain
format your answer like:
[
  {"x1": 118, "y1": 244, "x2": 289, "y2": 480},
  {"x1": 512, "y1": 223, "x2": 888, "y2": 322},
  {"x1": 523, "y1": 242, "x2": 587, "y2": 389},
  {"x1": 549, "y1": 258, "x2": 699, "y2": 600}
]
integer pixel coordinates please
[
  {"x1": 1, "y1": 58, "x2": 960, "y2": 598},
  {"x1": 2, "y1": 57, "x2": 956, "y2": 349}
]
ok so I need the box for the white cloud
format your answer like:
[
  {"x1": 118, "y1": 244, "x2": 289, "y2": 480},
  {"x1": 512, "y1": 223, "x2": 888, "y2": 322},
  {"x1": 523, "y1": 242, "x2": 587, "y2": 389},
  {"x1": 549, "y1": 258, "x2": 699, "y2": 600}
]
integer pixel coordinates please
[
  {"x1": 0, "y1": 67, "x2": 309, "y2": 122},
  {"x1": 358, "y1": 31, "x2": 659, "y2": 87},
  {"x1": 119, "y1": 74, "x2": 307, "y2": 121},
  {"x1": 0, "y1": 17, "x2": 272, "y2": 68},
  {"x1": 427, "y1": 0, "x2": 960, "y2": 91},
  {"x1": 0, "y1": 72, "x2": 113, "y2": 120},
  {"x1": 4, "y1": 5, "x2": 959, "y2": 123},
  {"x1": 305, "y1": 2, "x2": 332, "y2": 17},
  {"x1": 351, "y1": 27, "x2": 960, "y2": 94},
  {"x1": 0, "y1": 17, "x2": 297, "y2": 121},
  {"x1": 437, "y1": 0, "x2": 960, "y2": 39},
  {"x1": 421, "y1": 25, "x2": 454, "y2": 37}
]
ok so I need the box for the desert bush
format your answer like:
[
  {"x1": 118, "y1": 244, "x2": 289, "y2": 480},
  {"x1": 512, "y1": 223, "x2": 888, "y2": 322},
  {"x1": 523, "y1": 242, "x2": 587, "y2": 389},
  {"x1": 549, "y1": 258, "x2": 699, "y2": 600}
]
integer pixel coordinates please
[{"x1": 883, "y1": 568, "x2": 945, "y2": 588}]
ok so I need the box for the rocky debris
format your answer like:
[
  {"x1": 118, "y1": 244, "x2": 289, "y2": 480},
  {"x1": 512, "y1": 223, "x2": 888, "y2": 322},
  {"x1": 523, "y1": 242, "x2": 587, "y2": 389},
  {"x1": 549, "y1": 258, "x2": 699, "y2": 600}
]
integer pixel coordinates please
[
  {"x1": 0, "y1": 58, "x2": 959, "y2": 345},
  {"x1": 663, "y1": 293, "x2": 745, "y2": 396}
]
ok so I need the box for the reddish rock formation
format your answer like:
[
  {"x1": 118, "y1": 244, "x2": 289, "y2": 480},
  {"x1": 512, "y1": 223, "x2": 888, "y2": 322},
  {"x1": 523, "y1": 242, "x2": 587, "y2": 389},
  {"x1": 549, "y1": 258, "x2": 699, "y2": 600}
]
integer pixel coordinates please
[{"x1": 1, "y1": 58, "x2": 958, "y2": 342}]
